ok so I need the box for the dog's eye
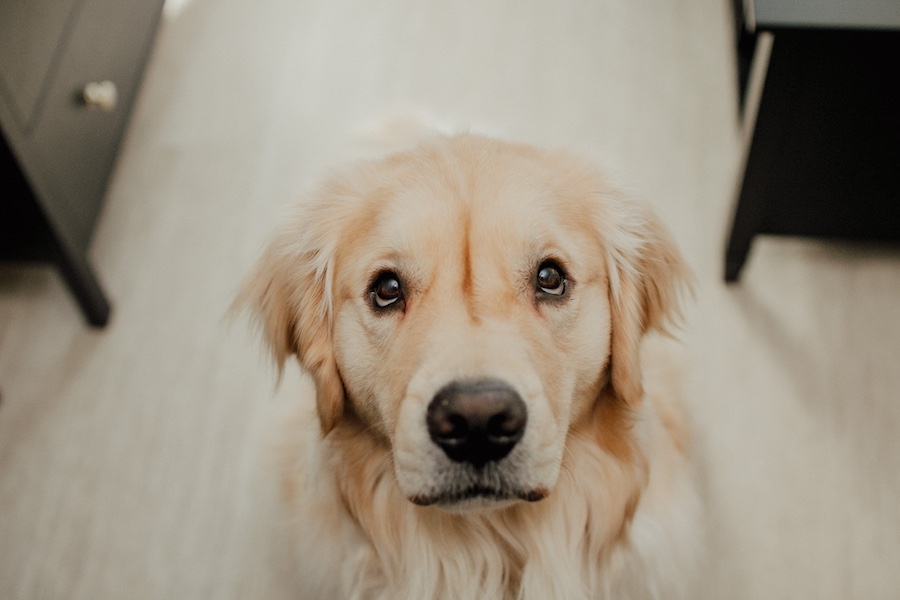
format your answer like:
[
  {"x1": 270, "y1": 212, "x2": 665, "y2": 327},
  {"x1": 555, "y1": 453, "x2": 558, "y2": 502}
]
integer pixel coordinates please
[
  {"x1": 536, "y1": 262, "x2": 567, "y2": 297},
  {"x1": 371, "y1": 272, "x2": 404, "y2": 309}
]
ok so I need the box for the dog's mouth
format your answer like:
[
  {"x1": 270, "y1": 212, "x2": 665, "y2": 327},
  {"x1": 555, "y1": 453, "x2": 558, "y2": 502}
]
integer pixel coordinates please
[{"x1": 409, "y1": 485, "x2": 549, "y2": 508}]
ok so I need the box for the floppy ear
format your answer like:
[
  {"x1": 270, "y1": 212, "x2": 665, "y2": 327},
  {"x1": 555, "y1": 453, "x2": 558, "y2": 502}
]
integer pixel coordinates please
[
  {"x1": 601, "y1": 196, "x2": 691, "y2": 408},
  {"x1": 235, "y1": 214, "x2": 345, "y2": 434}
]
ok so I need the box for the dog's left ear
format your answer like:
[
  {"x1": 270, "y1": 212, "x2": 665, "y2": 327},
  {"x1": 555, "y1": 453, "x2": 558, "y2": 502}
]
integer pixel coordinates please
[{"x1": 600, "y1": 196, "x2": 691, "y2": 408}]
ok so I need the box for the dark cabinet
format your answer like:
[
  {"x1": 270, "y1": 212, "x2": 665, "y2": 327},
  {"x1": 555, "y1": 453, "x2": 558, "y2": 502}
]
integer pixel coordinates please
[
  {"x1": 725, "y1": 1, "x2": 900, "y2": 281},
  {"x1": 1, "y1": 0, "x2": 167, "y2": 325}
]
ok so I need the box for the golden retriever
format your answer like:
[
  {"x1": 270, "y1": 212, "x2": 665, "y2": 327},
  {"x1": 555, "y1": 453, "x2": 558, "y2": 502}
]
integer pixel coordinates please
[{"x1": 239, "y1": 133, "x2": 701, "y2": 599}]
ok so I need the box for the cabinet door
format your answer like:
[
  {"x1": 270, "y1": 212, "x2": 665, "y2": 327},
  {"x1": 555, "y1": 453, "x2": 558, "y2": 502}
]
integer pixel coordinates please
[
  {"x1": 0, "y1": 0, "x2": 81, "y2": 131},
  {"x1": 0, "y1": 0, "x2": 166, "y2": 251}
]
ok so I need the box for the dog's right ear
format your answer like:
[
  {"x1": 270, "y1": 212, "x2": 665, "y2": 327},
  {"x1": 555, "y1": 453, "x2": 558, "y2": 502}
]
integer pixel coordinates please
[{"x1": 234, "y1": 220, "x2": 345, "y2": 435}]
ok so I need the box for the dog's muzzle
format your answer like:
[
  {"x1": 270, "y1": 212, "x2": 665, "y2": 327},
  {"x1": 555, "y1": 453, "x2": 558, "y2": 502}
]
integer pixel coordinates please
[{"x1": 426, "y1": 379, "x2": 527, "y2": 469}]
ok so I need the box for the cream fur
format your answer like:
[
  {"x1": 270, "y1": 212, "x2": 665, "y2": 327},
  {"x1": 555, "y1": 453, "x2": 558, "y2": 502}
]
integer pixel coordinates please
[{"x1": 239, "y1": 133, "x2": 701, "y2": 599}]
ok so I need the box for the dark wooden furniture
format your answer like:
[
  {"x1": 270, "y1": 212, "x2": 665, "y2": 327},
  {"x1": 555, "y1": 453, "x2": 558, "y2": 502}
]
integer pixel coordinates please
[
  {"x1": 1, "y1": 0, "x2": 167, "y2": 325},
  {"x1": 725, "y1": 1, "x2": 900, "y2": 281}
]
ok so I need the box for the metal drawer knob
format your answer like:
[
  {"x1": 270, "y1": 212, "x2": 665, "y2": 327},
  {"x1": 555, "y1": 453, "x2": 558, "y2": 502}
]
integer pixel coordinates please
[{"x1": 82, "y1": 80, "x2": 118, "y2": 112}]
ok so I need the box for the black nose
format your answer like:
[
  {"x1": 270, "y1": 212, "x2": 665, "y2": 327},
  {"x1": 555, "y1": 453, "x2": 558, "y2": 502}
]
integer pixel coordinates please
[{"x1": 426, "y1": 380, "x2": 527, "y2": 468}]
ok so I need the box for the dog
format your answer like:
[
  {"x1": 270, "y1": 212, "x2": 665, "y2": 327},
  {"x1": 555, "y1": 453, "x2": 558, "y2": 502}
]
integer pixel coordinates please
[{"x1": 238, "y1": 132, "x2": 701, "y2": 599}]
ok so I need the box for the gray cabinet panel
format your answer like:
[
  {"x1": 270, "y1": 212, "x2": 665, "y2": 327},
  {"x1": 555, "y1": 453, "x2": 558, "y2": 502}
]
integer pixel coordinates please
[
  {"x1": 29, "y1": 0, "x2": 168, "y2": 249},
  {"x1": 753, "y1": 0, "x2": 900, "y2": 30},
  {"x1": 0, "y1": 0, "x2": 82, "y2": 129}
]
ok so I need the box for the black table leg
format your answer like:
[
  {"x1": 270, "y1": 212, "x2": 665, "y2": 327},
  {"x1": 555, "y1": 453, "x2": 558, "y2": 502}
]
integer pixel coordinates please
[{"x1": 52, "y1": 238, "x2": 111, "y2": 327}]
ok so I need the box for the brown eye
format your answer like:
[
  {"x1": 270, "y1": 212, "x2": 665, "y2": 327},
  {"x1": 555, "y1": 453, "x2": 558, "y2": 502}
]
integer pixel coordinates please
[
  {"x1": 537, "y1": 262, "x2": 566, "y2": 297},
  {"x1": 371, "y1": 272, "x2": 403, "y2": 309}
]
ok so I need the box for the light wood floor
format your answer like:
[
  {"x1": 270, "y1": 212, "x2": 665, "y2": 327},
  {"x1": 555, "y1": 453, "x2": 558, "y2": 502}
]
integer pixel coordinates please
[{"x1": 2, "y1": 0, "x2": 899, "y2": 598}]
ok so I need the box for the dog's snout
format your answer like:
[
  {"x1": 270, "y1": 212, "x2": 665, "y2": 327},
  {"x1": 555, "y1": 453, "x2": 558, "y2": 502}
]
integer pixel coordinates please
[{"x1": 426, "y1": 380, "x2": 527, "y2": 468}]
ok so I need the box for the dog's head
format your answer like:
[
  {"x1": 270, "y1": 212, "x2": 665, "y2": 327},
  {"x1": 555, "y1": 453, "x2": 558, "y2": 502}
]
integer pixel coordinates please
[{"x1": 240, "y1": 135, "x2": 688, "y2": 512}]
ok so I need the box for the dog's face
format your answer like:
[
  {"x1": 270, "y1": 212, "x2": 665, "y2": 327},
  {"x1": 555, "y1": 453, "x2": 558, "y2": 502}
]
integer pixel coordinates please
[{"x1": 241, "y1": 135, "x2": 686, "y2": 512}]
